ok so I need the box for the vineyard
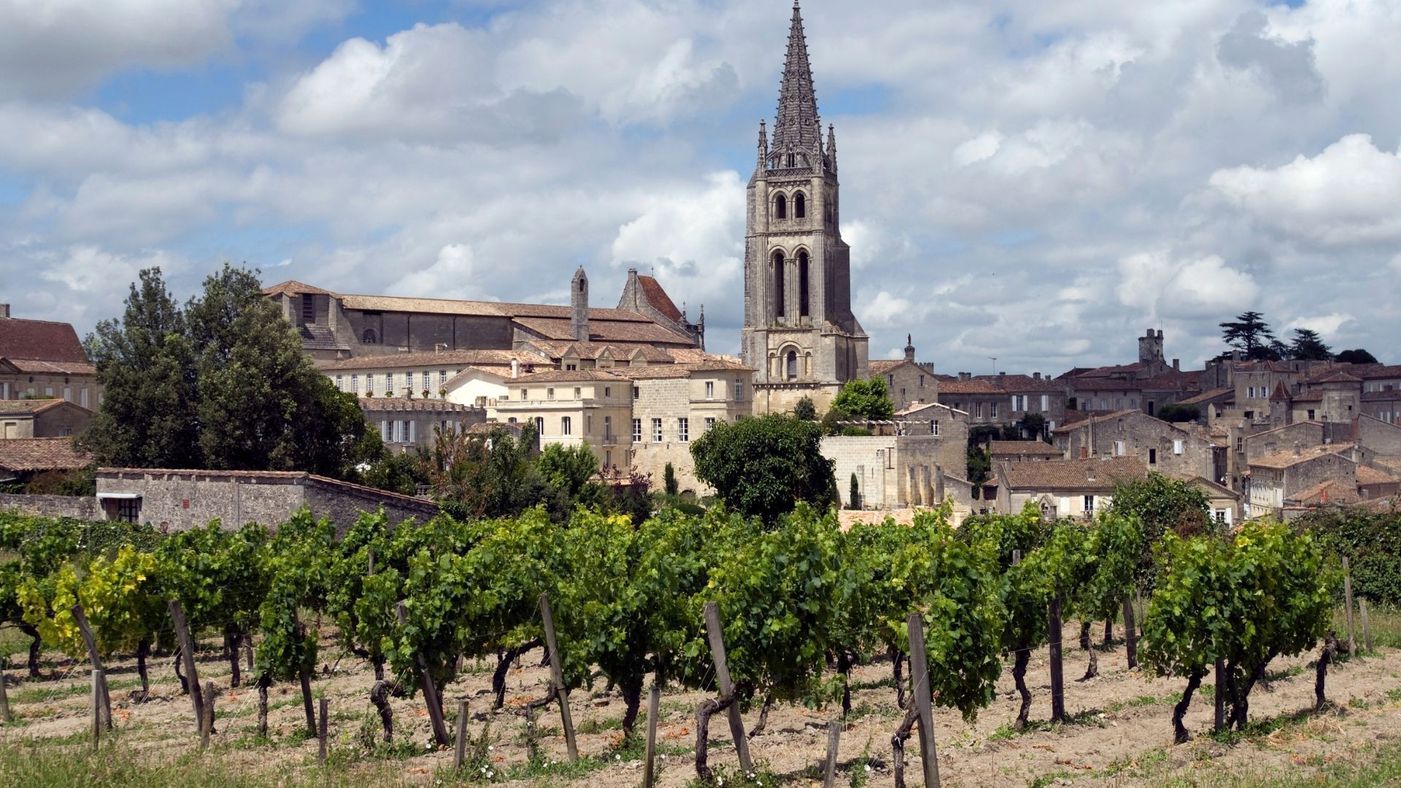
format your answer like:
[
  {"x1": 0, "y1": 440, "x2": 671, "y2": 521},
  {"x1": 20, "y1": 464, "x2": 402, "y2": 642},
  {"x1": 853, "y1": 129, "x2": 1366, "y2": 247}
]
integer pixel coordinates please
[{"x1": 0, "y1": 503, "x2": 1396, "y2": 787}]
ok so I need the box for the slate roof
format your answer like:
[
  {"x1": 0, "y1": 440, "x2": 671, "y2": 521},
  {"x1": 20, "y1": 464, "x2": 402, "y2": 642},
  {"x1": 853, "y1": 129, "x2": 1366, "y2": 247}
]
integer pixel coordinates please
[
  {"x1": 0, "y1": 317, "x2": 88, "y2": 363},
  {"x1": 0, "y1": 438, "x2": 91, "y2": 473},
  {"x1": 997, "y1": 457, "x2": 1148, "y2": 492}
]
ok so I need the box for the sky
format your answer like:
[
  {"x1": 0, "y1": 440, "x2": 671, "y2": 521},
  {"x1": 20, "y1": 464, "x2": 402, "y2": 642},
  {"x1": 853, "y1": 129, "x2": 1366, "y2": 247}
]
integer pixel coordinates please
[{"x1": 1, "y1": 0, "x2": 1398, "y2": 375}]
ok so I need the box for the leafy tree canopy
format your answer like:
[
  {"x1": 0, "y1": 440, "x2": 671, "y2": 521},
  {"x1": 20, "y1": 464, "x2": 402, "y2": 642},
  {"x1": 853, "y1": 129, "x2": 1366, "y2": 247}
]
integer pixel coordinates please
[
  {"x1": 1288, "y1": 328, "x2": 1332, "y2": 361},
  {"x1": 832, "y1": 378, "x2": 895, "y2": 422},
  {"x1": 1336, "y1": 348, "x2": 1379, "y2": 364},
  {"x1": 690, "y1": 415, "x2": 836, "y2": 525},
  {"x1": 1156, "y1": 403, "x2": 1200, "y2": 424},
  {"x1": 1219, "y1": 311, "x2": 1278, "y2": 361}
]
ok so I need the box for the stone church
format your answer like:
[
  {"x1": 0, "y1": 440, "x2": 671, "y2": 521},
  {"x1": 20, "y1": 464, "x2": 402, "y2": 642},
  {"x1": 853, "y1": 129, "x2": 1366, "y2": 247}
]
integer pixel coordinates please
[{"x1": 743, "y1": 0, "x2": 869, "y2": 414}]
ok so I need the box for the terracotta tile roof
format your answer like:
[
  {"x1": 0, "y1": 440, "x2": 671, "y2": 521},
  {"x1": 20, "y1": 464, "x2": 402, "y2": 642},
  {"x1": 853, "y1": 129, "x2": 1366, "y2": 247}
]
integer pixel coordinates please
[
  {"x1": 637, "y1": 275, "x2": 683, "y2": 323},
  {"x1": 1249, "y1": 443, "x2": 1355, "y2": 470},
  {"x1": 1290, "y1": 480, "x2": 1358, "y2": 506},
  {"x1": 896, "y1": 401, "x2": 964, "y2": 418},
  {"x1": 1354, "y1": 365, "x2": 1401, "y2": 380},
  {"x1": 0, "y1": 438, "x2": 91, "y2": 473},
  {"x1": 998, "y1": 457, "x2": 1148, "y2": 492},
  {"x1": 316, "y1": 349, "x2": 548, "y2": 372},
  {"x1": 1357, "y1": 465, "x2": 1401, "y2": 486},
  {"x1": 989, "y1": 441, "x2": 1062, "y2": 456},
  {"x1": 1246, "y1": 421, "x2": 1324, "y2": 442},
  {"x1": 357, "y1": 398, "x2": 481, "y2": 413},
  {"x1": 0, "y1": 398, "x2": 69, "y2": 416},
  {"x1": 531, "y1": 341, "x2": 676, "y2": 363},
  {"x1": 1314, "y1": 370, "x2": 1363, "y2": 384},
  {"x1": 1050, "y1": 409, "x2": 1145, "y2": 434},
  {"x1": 442, "y1": 366, "x2": 509, "y2": 388},
  {"x1": 0, "y1": 318, "x2": 88, "y2": 363},
  {"x1": 335, "y1": 291, "x2": 659, "y2": 325},
  {"x1": 870, "y1": 360, "x2": 904, "y2": 374},
  {"x1": 510, "y1": 369, "x2": 627, "y2": 384},
  {"x1": 1362, "y1": 391, "x2": 1401, "y2": 402},
  {"x1": 1189, "y1": 477, "x2": 1239, "y2": 499},
  {"x1": 608, "y1": 366, "x2": 691, "y2": 380},
  {"x1": 1178, "y1": 387, "x2": 1235, "y2": 406},
  {"x1": 261, "y1": 280, "x2": 336, "y2": 297},
  {"x1": 938, "y1": 374, "x2": 1060, "y2": 395},
  {"x1": 2, "y1": 358, "x2": 97, "y2": 375}
]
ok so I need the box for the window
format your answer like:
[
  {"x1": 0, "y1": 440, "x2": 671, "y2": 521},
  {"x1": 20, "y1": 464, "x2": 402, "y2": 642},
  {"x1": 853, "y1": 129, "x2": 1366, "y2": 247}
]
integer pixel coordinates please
[
  {"x1": 1041, "y1": 394, "x2": 1049, "y2": 412},
  {"x1": 386, "y1": 373, "x2": 395, "y2": 393},
  {"x1": 773, "y1": 252, "x2": 786, "y2": 317},
  {"x1": 798, "y1": 252, "x2": 810, "y2": 317},
  {"x1": 1149, "y1": 448, "x2": 1157, "y2": 465},
  {"x1": 534, "y1": 417, "x2": 545, "y2": 435},
  {"x1": 114, "y1": 498, "x2": 141, "y2": 524},
  {"x1": 633, "y1": 386, "x2": 640, "y2": 400},
  {"x1": 931, "y1": 420, "x2": 941, "y2": 436},
  {"x1": 705, "y1": 417, "x2": 716, "y2": 431},
  {"x1": 1173, "y1": 439, "x2": 1184, "y2": 455},
  {"x1": 380, "y1": 420, "x2": 390, "y2": 441},
  {"x1": 795, "y1": 192, "x2": 806, "y2": 218},
  {"x1": 706, "y1": 381, "x2": 715, "y2": 399},
  {"x1": 362, "y1": 329, "x2": 378, "y2": 344},
  {"x1": 408, "y1": 421, "x2": 416, "y2": 444},
  {"x1": 604, "y1": 386, "x2": 612, "y2": 398},
  {"x1": 775, "y1": 194, "x2": 787, "y2": 219},
  {"x1": 335, "y1": 375, "x2": 344, "y2": 391},
  {"x1": 440, "y1": 370, "x2": 448, "y2": 389},
  {"x1": 1083, "y1": 496, "x2": 1095, "y2": 515},
  {"x1": 519, "y1": 388, "x2": 527, "y2": 400},
  {"x1": 406, "y1": 371, "x2": 415, "y2": 393},
  {"x1": 1215, "y1": 510, "x2": 1228, "y2": 525},
  {"x1": 975, "y1": 403, "x2": 983, "y2": 419},
  {"x1": 652, "y1": 418, "x2": 663, "y2": 442},
  {"x1": 1307, "y1": 410, "x2": 1316, "y2": 421},
  {"x1": 302, "y1": 294, "x2": 315, "y2": 322},
  {"x1": 787, "y1": 153, "x2": 795, "y2": 167},
  {"x1": 734, "y1": 380, "x2": 744, "y2": 401},
  {"x1": 562, "y1": 417, "x2": 572, "y2": 436},
  {"x1": 990, "y1": 403, "x2": 999, "y2": 419},
  {"x1": 1114, "y1": 440, "x2": 1126, "y2": 456},
  {"x1": 351, "y1": 374, "x2": 359, "y2": 393},
  {"x1": 603, "y1": 416, "x2": 613, "y2": 441},
  {"x1": 367, "y1": 374, "x2": 377, "y2": 395},
  {"x1": 632, "y1": 419, "x2": 642, "y2": 442},
  {"x1": 585, "y1": 415, "x2": 592, "y2": 434},
  {"x1": 679, "y1": 418, "x2": 689, "y2": 442},
  {"x1": 80, "y1": 388, "x2": 89, "y2": 409},
  {"x1": 547, "y1": 388, "x2": 555, "y2": 400},
  {"x1": 605, "y1": 450, "x2": 612, "y2": 468},
  {"x1": 786, "y1": 351, "x2": 798, "y2": 381},
  {"x1": 888, "y1": 374, "x2": 895, "y2": 388},
  {"x1": 574, "y1": 387, "x2": 582, "y2": 399}
]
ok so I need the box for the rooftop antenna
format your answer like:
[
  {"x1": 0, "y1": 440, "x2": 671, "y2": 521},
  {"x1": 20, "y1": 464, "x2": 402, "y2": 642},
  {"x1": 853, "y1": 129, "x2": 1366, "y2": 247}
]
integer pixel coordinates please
[{"x1": 990, "y1": 357, "x2": 998, "y2": 376}]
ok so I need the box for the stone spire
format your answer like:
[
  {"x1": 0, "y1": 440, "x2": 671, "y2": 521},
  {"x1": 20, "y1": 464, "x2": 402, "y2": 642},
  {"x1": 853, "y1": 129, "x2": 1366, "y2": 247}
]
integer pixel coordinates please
[{"x1": 770, "y1": 0, "x2": 823, "y2": 159}]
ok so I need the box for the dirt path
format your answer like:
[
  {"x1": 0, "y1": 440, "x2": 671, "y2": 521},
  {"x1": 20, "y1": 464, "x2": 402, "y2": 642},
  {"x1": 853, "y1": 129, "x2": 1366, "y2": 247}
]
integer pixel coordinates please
[{"x1": 3, "y1": 621, "x2": 1399, "y2": 787}]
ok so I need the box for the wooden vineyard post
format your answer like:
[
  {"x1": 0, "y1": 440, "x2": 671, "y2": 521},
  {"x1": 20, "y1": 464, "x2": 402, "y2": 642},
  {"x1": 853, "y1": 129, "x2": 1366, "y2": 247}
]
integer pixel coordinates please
[
  {"x1": 201, "y1": 680, "x2": 215, "y2": 749},
  {"x1": 537, "y1": 593, "x2": 579, "y2": 762},
  {"x1": 704, "y1": 601, "x2": 754, "y2": 774},
  {"x1": 823, "y1": 719, "x2": 842, "y2": 788},
  {"x1": 1122, "y1": 596, "x2": 1138, "y2": 669},
  {"x1": 454, "y1": 699, "x2": 469, "y2": 770},
  {"x1": 90, "y1": 669, "x2": 103, "y2": 749},
  {"x1": 169, "y1": 600, "x2": 206, "y2": 735},
  {"x1": 1213, "y1": 659, "x2": 1226, "y2": 732},
  {"x1": 1047, "y1": 598, "x2": 1066, "y2": 724},
  {"x1": 395, "y1": 602, "x2": 450, "y2": 746},
  {"x1": 70, "y1": 604, "x2": 111, "y2": 730},
  {"x1": 643, "y1": 684, "x2": 661, "y2": 788},
  {"x1": 0, "y1": 664, "x2": 11, "y2": 724},
  {"x1": 318, "y1": 697, "x2": 329, "y2": 765},
  {"x1": 906, "y1": 613, "x2": 941, "y2": 788},
  {"x1": 1361, "y1": 599, "x2": 1373, "y2": 654},
  {"x1": 1343, "y1": 557, "x2": 1357, "y2": 656}
]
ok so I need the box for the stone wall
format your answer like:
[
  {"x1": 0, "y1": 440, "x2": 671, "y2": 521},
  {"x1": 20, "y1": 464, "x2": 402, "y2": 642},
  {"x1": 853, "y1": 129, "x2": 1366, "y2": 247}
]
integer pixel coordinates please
[
  {"x1": 0, "y1": 493, "x2": 100, "y2": 520},
  {"x1": 98, "y1": 470, "x2": 307, "y2": 531},
  {"x1": 1246, "y1": 421, "x2": 1325, "y2": 460},
  {"x1": 303, "y1": 478, "x2": 438, "y2": 531},
  {"x1": 1358, "y1": 416, "x2": 1401, "y2": 457},
  {"x1": 1057, "y1": 412, "x2": 1215, "y2": 481}
]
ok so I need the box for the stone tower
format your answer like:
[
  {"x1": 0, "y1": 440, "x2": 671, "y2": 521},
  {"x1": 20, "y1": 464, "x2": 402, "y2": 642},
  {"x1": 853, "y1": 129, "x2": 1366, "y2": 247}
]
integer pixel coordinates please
[
  {"x1": 742, "y1": 0, "x2": 868, "y2": 413},
  {"x1": 571, "y1": 267, "x2": 589, "y2": 342}
]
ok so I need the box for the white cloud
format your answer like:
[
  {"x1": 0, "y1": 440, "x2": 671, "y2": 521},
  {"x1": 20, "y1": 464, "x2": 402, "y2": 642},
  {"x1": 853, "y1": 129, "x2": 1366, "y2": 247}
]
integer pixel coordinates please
[
  {"x1": 1117, "y1": 252, "x2": 1259, "y2": 320},
  {"x1": 1209, "y1": 134, "x2": 1401, "y2": 246},
  {"x1": 390, "y1": 244, "x2": 479, "y2": 300},
  {"x1": 1288, "y1": 313, "x2": 1352, "y2": 339}
]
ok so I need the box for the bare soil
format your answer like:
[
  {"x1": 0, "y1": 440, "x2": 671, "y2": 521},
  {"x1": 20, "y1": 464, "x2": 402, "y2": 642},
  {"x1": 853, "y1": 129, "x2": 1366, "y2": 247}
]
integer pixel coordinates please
[{"x1": 4, "y1": 620, "x2": 1401, "y2": 787}]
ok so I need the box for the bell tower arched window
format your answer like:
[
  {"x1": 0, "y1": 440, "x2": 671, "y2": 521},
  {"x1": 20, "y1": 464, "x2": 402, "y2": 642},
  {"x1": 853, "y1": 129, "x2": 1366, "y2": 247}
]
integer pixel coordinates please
[
  {"x1": 798, "y1": 252, "x2": 810, "y2": 318},
  {"x1": 774, "y1": 194, "x2": 787, "y2": 220},
  {"x1": 772, "y1": 252, "x2": 786, "y2": 318},
  {"x1": 786, "y1": 351, "x2": 798, "y2": 381},
  {"x1": 794, "y1": 192, "x2": 806, "y2": 219}
]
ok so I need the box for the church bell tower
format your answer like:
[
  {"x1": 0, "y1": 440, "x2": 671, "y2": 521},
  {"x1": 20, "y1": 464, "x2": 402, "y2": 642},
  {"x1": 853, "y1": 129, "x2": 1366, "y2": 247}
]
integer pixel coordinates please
[{"x1": 742, "y1": 0, "x2": 868, "y2": 413}]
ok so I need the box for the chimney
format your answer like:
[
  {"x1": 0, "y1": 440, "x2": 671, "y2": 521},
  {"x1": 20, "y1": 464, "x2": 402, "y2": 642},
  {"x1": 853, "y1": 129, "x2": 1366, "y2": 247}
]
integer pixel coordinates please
[
  {"x1": 1173, "y1": 358, "x2": 1180, "y2": 371},
  {"x1": 1033, "y1": 372, "x2": 1041, "y2": 380},
  {"x1": 959, "y1": 372, "x2": 972, "y2": 381},
  {"x1": 1292, "y1": 441, "x2": 1302, "y2": 457},
  {"x1": 571, "y1": 267, "x2": 590, "y2": 342},
  {"x1": 510, "y1": 360, "x2": 520, "y2": 379},
  {"x1": 0, "y1": 304, "x2": 8, "y2": 318}
]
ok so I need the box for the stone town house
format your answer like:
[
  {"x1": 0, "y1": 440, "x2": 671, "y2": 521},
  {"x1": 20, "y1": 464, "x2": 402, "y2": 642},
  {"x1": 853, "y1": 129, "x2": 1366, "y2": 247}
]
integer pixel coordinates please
[
  {"x1": 870, "y1": 337, "x2": 938, "y2": 413},
  {"x1": 1052, "y1": 409, "x2": 1226, "y2": 486},
  {"x1": 937, "y1": 373, "x2": 1066, "y2": 433},
  {"x1": 0, "y1": 305, "x2": 100, "y2": 409},
  {"x1": 742, "y1": 1, "x2": 869, "y2": 414}
]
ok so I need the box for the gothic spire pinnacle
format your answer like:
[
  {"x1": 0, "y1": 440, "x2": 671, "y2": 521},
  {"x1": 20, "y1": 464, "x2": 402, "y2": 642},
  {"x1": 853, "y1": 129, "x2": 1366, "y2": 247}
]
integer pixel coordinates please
[{"x1": 771, "y1": 0, "x2": 822, "y2": 158}]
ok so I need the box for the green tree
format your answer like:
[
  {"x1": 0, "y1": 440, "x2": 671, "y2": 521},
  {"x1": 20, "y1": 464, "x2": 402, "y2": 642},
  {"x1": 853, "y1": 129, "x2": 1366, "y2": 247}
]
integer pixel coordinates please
[
  {"x1": 1219, "y1": 311, "x2": 1278, "y2": 361},
  {"x1": 792, "y1": 396, "x2": 818, "y2": 421},
  {"x1": 832, "y1": 378, "x2": 895, "y2": 422},
  {"x1": 849, "y1": 472, "x2": 860, "y2": 510},
  {"x1": 1336, "y1": 348, "x2": 1379, "y2": 364},
  {"x1": 189, "y1": 265, "x2": 381, "y2": 478},
  {"x1": 1109, "y1": 473, "x2": 1212, "y2": 583},
  {"x1": 536, "y1": 443, "x2": 605, "y2": 517},
  {"x1": 426, "y1": 423, "x2": 547, "y2": 520},
  {"x1": 1020, "y1": 413, "x2": 1047, "y2": 441},
  {"x1": 1156, "y1": 403, "x2": 1200, "y2": 423},
  {"x1": 690, "y1": 415, "x2": 836, "y2": 526},
  {"x1": 82, "y1": 268, "x2": 200, "y2": 468},
  {"x1": 663, "y1": 462, "x2": 679, "y2": 496},
  {"x1": 1288, "y1": 328, "x2": 1332, "y2": 361}
]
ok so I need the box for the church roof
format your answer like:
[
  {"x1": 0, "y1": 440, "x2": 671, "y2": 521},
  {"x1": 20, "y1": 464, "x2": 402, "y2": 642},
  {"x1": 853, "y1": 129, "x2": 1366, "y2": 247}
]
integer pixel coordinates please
[
  {"x1": 771, "y1": 0, "x2": 822, "y2": 156},
  {"x1": 636, "y1": 275, "x2": 684, "y2": 323}
]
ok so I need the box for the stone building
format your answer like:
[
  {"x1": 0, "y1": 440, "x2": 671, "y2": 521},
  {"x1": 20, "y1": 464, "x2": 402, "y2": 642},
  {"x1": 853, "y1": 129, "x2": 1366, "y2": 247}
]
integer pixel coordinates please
[
  {"x1": 937, "y1": 373, "x2": 1066, "y2": 432},
  {"x1": 1051, "y1": 410, "x2": 1225, "y2": 485},
  {"x1": 989, "y1": 441, "x2": 1063, "y2": 464},
  {"x1": 1246, "y1": 443, "x2": 1360, "y2": 520},
  {"x1": 0, "y1": 399, "x2": 92, "y2": 439},
  {"x1": 824, "y1": 435, "x2": 972, "y2": 514},
  {"x1": 869, "y1": 337, "x2": 937, "y2": 412},
  {"x1": 742, "y1": 2, "x2": 869, "y2": 414},
  {"x1": 94, "y1": 468, "x2": 437, "y2": 533},
  {"x1": 1061, "y1": 329, "x2": 1201, "y2": 417},
  {"x1": 491, "y1": 370, "x2": 635, "y2": 472},
  {"x1": 265, "y1": 268, "x2": 700, "y2": 363},
  {"x1": 0, "y1": 305, "x2": 100, "y2": 408},
  {"x1": 1359, "y1": 365, "x2": 1401, "y2": 424},
  {"x1": 360, "y1": 398, "x2": 485, "y2": 452},
  {"x1": 616, "y1": 268, "x2": 705, "y2": 349},
  {"x1": 318, "y1": 349, "x2": 548, "y2": 399},
  {"x1": 893, "y1": 401, "x2": 970, "y2": 478},
  {"x1": 994, "y1": 456, "x2": 1148, "y2": 520}
]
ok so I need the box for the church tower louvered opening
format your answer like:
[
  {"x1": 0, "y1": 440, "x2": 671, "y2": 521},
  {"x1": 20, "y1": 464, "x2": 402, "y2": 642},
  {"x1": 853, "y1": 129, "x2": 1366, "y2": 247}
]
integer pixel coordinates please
[{"x1": 742, "y1": 0, "x2": 869, "y2": 413}]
